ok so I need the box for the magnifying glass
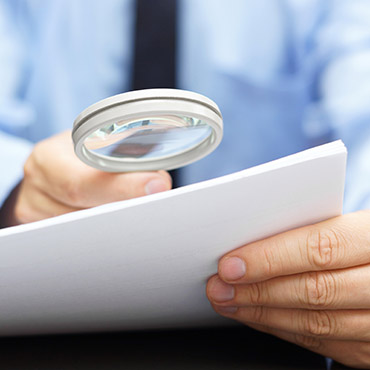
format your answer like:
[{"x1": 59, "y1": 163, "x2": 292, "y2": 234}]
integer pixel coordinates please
[{"x1": 72, "y1": 89, "x2": 223, "y2": 172}]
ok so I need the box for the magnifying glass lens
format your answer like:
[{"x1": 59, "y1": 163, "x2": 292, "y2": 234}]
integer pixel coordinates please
[
  {"x1": 73, "y1": 89, "x2": 223, "y2": 171},
  {"x1": 84, "y1": 115, "x2": 212, "y2": 160}
]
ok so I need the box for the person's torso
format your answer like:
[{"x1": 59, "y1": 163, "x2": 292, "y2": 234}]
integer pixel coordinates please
[{"x1": 12, "y1": 0, "x2": 332, "y2": 184}]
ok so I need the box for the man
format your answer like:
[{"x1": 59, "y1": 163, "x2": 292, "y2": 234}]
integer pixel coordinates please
[{"x1": 1, "y1": 0, "x2": 370, "y2": 367}]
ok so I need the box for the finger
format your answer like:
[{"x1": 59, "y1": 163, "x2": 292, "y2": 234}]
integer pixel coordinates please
[
  {"x1": 208, "y1": 265, "x2": 370, "y2": 310},
  {"x1": 26, "y1": 132, "x2": 172, "y2": 207},
  {"x1": 15, "y1": 180, "x2": 82, "y2": 223},
  {"x1": 45, "y1": 170, "x2": 172, "y2": 208},
  {"x1": 212, "y1": 304, "x2": 370, "y2": 342},
  {"x1": 244, "y1": 323, "x2": 370, "y2": 369},
  {"x1": 217, "y1": 211, "x2": 370, "y2": 284}
]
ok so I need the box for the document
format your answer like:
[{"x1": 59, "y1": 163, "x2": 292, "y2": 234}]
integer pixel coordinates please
[{"x1": 0, "y1": 141, "x2": 347, "y2": 336}]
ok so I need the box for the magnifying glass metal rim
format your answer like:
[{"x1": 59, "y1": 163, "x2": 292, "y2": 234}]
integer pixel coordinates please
[{"x1": 72, "y1": 89, "x2": 223, "y2": 172}]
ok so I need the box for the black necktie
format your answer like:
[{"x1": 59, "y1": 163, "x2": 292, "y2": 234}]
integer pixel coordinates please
[
  {"x1": 131, "y1": 0, "x2": 179, "y2": 187},
  {"x1": 132, "y1": 0, "x2": 177, "y2": 90}
]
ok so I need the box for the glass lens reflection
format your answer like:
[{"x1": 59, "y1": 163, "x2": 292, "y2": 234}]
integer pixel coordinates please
[{"x1": 84, "y1": 116, "x2": 212, "y2": 159}]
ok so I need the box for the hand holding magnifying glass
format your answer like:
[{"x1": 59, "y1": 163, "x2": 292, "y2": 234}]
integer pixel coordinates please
[{"x1": 2, "y1": 89, "x2": 222, "y2": 227}]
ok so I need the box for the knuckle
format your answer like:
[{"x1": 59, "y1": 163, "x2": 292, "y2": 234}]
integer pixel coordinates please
[
  {"x1": 249, "y1": 306, "x2": 266, "y2": 324},
  {"x1": 259, "y1": 239, "x2": 281, "y2": 276},
  {"x1": 23, "y1": 154, "x2": 39, "y2": 182},
  {"x1": 305, "y1": 228, "x2": 343, "y2": 269},
  {"x1": 14, "y1": 201, "x2": 33, "y2": 224},
  {"x1": 247, "y1": 283, "x2": 265, "y2": 305},
  {"x1": 14, "y1": 203, "x2": 26, "y2": 224},
  {"x1": 115, "y1": 177, "x2": 134, "y2": 199},
  {"x1": 301, "y1": 310, "x2": 335, "y2": 338},
  {"x1": 24, "y1": 143, "x2": 48, "y2": 184},
  {"x1": 31, "y1": 142, "x2": 46, "y2": 167},
  {"x1": 262, "y1": 247, "x2": 274, "y2": 276},
  {"x1": 63, "y1": 178, "x2": 82, "y2": 204},
  {"x1": 302, "y1": 272, "x2": 337, "y2": 309},
  {"x1": 23, "y1": 157, "x2": 33, "y2": 179}
]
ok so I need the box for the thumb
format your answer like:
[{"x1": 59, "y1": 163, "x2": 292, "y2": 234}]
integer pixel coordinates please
[
  {"x1": 60, "y1": 170, "x2": 173, "y2": 208},
  {"x1": 143, "y1": 170, "x2": 173, "y2": 195}
]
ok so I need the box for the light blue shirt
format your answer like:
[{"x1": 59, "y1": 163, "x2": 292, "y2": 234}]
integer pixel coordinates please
[{"x1": 1, "y1": 0, "x2": 370, "y2": 214}]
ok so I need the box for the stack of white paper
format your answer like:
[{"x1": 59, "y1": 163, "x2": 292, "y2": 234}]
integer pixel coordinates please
[{"x1": 0, "y1": 141, "x2": 347, "y2": 335}]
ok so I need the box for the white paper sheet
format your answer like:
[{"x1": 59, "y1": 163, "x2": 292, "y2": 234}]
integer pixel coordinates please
[{"x1": 0, "y1": 141, "x2": 347, "y2": 335}]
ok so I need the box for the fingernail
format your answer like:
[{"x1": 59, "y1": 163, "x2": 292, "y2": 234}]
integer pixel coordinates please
[
  {"x1": 214, "y1": 306, "x2": 238, "y2": 315},
  {"x1": 220, "y1": 257, "x2": 246, "y2": 281},
  {"x1": 145, "y1": 179, "x2": 168, "y2": 195},
  {"x1": 208, "y1": 277, "x2": 234, "y2": 302}
]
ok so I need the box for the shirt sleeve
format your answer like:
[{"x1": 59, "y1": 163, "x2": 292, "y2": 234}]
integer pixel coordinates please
[
  {"x1": 302, "y1": 0, "x2": 370, "y2": 212},
  {"x1": 0, "y1": 0, "x2": 35, "y2": 206}
]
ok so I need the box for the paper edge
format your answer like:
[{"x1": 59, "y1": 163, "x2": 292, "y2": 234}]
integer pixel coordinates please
[{"x1": 0, "y1": 140, "x2": 346, "y2": 238}]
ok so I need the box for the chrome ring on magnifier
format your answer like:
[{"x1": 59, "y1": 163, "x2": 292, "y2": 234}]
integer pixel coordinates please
[{"x1": 72, "y1": 89, "x2": 223, "y2": 172}]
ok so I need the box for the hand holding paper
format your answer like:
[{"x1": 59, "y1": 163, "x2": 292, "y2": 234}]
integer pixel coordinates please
[
  {"x1": 0, "y1": 140, "x2": 346, "y2": 337},
  {"x1": 208, "y1": 210, "x2": 370, "y2": 368}
]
